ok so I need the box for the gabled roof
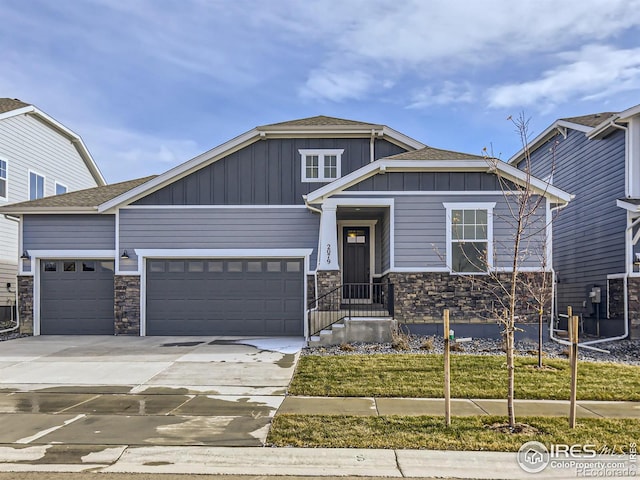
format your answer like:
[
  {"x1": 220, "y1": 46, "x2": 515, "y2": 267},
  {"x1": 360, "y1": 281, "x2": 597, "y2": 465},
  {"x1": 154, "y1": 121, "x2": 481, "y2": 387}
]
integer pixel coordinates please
[
  {"x1": 97, "y1": 116, "x2": 426, "y2": 212},
  {"x1": 386, "y1": 146, "x2": 484, "y2": 161},
  {"x1": 260, "y1": 115, "x2": 379, "y2": 128},
  {"x1": 0, "y1": 176, "x2": 155, "y2": 214},
  {"x1": 0, "y1": 98, "x2": 106, "y2": 186},
  {"x1": 560, "y1": 112, "x2": 617, "y2": 128},
  {"x1": 0, "y1": 98, "x2": 29, "y2": 114},
  {"x1": 305, "y1": 154, "x2": 572, "y2": 205}
]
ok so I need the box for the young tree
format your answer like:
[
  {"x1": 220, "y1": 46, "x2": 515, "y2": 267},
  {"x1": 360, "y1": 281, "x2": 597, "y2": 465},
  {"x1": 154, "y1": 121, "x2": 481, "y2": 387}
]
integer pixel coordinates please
[{"x1": 480, "y1": 113, "x2": 555, "y2": 428}]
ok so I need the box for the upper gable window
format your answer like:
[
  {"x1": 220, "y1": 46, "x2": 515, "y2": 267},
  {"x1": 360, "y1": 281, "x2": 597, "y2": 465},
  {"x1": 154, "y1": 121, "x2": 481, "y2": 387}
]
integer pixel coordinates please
[
  {"x1": 55, "y1": 182, "x2": 67, "y2": 195},
  {"x1": 0, "y1": 159, "x2": 6, "y2": 200},
  {"x1": 29, "y1": 171, "x2": 44, "y2": 200},
  {"x1": 299, "y1": 149, "x2": 343, "y2": 183}
]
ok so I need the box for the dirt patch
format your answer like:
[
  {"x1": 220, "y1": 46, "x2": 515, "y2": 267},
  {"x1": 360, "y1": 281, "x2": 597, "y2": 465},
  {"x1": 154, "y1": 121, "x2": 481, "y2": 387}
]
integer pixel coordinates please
[{"x1": 487, "y1": 422, "x2": 542, "y2": 435}]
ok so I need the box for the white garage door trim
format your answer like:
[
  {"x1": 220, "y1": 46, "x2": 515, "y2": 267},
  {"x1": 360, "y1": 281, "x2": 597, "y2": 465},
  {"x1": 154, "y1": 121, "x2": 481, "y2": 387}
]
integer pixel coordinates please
[
  {"x1": 135, "y1": 248, "x2": 313, "y2": 338},
  {"x1": 26, "y1": 249, "x2": 116, "y2": 336}
]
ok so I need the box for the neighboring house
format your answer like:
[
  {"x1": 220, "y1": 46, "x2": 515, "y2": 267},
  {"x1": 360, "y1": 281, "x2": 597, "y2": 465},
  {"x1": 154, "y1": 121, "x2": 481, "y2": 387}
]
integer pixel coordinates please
[
  {"x1": 509, "y1": 104, "x2": 640, "y2": 339},
  {"x1": 0, "y1": 115, "x2": 570, "y2": 339},
  {"x1": 0, "y1": 98, "x2": 105, "y2": 324}
]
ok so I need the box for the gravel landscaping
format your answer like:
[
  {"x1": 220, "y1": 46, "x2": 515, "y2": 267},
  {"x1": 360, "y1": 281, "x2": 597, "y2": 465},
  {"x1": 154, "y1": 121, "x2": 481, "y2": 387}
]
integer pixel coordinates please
[{"x1": 304, "y1": 334, "x2": 640, "y2": 366}]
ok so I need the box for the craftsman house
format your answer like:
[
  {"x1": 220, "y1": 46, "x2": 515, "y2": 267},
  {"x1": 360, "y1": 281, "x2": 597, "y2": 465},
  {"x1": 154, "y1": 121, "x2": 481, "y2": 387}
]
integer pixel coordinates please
[{"x1": 1, "y1": 116, "x2": 570, "y2": 340}]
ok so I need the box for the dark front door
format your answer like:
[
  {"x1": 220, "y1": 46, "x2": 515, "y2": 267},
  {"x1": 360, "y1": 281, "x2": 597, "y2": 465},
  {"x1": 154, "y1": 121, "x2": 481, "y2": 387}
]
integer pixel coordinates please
[{"x1": 342, "y1": 226, "x2": 370, "y2": 299}]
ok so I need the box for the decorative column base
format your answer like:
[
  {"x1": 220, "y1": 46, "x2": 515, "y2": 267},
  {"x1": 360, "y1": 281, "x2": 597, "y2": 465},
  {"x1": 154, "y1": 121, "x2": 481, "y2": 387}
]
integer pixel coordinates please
[
  {"x1": 18, "y1": 276, "x2": 34, "y2": 335},
  {"x1": 316, "y1": 270, "x2": 341, "y2": 310},
  {"x1": 114, "y1": 275, "x2": 141, "y2": 335}
]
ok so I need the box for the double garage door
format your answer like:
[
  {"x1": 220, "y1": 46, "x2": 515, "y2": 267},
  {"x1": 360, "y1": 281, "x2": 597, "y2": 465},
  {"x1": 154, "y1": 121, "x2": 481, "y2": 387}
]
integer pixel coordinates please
[
  {"x1": 146, "y1": 258, "x2": 304, "y2": 336},
  {"x1": 40, "y1": 258, "x2": 304, "y2": 336}
]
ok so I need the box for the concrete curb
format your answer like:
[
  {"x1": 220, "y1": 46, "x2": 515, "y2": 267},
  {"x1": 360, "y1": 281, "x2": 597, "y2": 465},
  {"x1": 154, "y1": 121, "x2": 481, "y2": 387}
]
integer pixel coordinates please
[{"x1": 0, "y1": 445, "x2": 636, "y2": 479}]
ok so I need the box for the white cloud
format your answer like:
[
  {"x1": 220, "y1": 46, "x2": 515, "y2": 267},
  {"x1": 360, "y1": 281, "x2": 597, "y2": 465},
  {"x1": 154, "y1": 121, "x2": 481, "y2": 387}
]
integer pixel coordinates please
[
  {"x1": 487, "y1": 45, "x2": 640, "y2": 109},
  {"x1": 407, "y1": 81, "x2": 474, "y2": 109},
  {"x1": 300, "y1": 70, "x2": 374, "y2": 102},
  {"x1": 285, "y1": 0, "x2": 640, "y2": 101},
  {"x1": 82, "y1": 125, "x2": 201, "y2": 183}
]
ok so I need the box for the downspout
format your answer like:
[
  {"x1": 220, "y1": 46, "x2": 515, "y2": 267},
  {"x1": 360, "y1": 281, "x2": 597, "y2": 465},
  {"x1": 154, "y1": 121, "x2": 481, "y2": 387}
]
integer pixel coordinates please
[
  {"x1": 370, "y1": 130, "x2": 376, "y2": 163},
  {"x1": 303, "y1": 195, "x2": 323, "y2": 334},
  {"x1": 1, "y1": 215, "x2": 20, "y2": 334}
]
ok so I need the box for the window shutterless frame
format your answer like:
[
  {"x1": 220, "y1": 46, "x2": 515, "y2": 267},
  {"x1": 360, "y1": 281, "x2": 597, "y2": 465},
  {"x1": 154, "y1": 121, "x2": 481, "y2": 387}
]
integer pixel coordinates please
[
  {"x1": 28, "y1": 170, "x2": 45, "y2": 200},
  {"x1": 0, "y1": 158, "x2": 7, "y2": 200},
  {"x1": 299, "y1": 149, "x2": 344, "y2": 183},
  {"x1": 443, "y1": 202, "x2": 496, "y2": 274}
]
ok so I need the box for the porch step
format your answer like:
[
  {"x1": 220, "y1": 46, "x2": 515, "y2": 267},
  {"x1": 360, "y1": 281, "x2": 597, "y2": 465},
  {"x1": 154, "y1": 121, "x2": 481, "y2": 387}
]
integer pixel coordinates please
[{"x1": 307, "y1": 317, "x2": 396, "y2": 346}]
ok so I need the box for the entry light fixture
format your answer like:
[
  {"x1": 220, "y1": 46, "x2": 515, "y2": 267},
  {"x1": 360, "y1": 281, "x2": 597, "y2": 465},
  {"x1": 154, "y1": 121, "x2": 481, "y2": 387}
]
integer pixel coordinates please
[
  {"x1": 20, "y1": 250, "x2": 30, "y2": 260},
  {"x1": 120, "y1": 250, "x2": 130, "y2": 259}
]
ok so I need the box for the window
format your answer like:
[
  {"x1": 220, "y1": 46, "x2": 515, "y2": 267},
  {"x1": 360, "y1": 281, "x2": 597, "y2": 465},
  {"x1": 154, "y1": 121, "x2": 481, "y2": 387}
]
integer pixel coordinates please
[
  {"x1": 55, "y1": 182, "x2": 67, "y2": 195},
  {"x1": 299, "y1": 149, "x2": 343, "y2": 183},
  {"x1": 29, "y1": 172, "x2": 44, "y2": 200},
  {"x1": 0, "y1": 159, "x2": 7, "y2": 199},
  {"x1": 444, "y1": 202, "x2": 495, "y2": 274}
]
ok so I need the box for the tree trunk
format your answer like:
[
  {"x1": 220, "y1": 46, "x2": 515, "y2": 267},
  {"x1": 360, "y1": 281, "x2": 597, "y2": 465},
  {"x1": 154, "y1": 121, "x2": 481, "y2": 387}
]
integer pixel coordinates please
[{"x1": 538, "y1": 308, "x2": 543, "y2": 368}]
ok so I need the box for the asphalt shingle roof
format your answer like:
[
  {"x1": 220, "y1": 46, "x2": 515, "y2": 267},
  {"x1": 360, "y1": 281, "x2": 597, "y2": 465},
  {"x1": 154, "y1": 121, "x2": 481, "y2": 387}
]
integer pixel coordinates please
[
  {"x1": 0, "y1": 98, "x2": 30, "y2": 114},
  {"x1": 385, "y1": 146, "x2": 485, "y2": 161},
  {"x1": 561, "y1": 112, "x2": 617, "y2": 128},
  {"x1": 0, "y1": 176, "x2": 156, "y2": 211},
  {"x1": 260, "y1": 115, "x2": 380, "y2": 128}
]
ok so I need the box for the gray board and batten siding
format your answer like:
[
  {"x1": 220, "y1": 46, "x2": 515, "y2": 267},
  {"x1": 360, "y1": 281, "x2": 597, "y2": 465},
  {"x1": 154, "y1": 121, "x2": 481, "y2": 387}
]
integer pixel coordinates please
[
  {"x1": 133, "y1": 138, "x2": 407, "y2": 206},
  {"x1": 118, "y1": 208, "x2": 320, "y2": 270},
  {"x1": 520, "y1": 128, "x2": 626, "y2": 324},
  {"x1": 23, "y1": 214, "x2": 116, "y2": 251},
  {"x1": 345, "y1": 171, "x2": 505, "y2": 192}
]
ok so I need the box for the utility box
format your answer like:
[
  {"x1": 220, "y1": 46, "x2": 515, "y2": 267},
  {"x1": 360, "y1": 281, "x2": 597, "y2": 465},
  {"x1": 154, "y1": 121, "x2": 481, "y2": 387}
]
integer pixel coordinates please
[{"x1": 589, "y1": 286, "x2": 601, "y2": 304}]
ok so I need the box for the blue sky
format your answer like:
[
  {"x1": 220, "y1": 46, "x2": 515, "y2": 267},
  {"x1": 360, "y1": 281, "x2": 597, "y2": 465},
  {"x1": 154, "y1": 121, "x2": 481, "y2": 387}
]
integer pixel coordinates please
[{"x1": 2, "y1": 0, "x2": 640, "y2": 183}]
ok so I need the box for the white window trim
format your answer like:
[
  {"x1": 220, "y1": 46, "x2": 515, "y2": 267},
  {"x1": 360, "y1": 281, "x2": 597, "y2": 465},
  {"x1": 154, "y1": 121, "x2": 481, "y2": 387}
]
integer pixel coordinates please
[
  {"x1": 299, "y1": 149, "x2": 343, "y2": 183},
  {"x1": 54, "y1": 181, "x2": 68, "y2": 195},
  {"x1": 443, "y1": 202, "x2": 496, "y2": 275},
  {"x1": 28, "y1": 169, "x2": 45, "y2": 200},
  {"x1": 0, "y1": 157, "x2": 7, "y2": 201}
]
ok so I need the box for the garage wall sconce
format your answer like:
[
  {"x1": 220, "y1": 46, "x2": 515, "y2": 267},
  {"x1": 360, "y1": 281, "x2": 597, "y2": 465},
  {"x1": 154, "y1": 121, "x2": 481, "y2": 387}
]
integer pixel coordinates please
[
  {"x1": 120, "y1": 250, "x2": 130, "y2": 259},
  {"x1": 20, "y1": 251, "x2": 30, "y2": 260}
]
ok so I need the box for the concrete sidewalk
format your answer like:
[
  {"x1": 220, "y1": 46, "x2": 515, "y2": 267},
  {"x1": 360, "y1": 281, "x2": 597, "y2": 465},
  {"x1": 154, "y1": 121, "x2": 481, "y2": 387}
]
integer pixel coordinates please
[
  {"x1": 0, "y1": 445, "x2": 636, "y2": 479},
  {"x1": 279, "y1": 396, "x2": 640, "y2": 418}
]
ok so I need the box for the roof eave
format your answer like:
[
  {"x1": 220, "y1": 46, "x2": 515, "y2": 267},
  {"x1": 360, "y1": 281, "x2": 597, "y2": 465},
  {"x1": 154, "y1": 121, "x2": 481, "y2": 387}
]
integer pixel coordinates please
[
  {"x1": 305, "y1": 158, "x2": 572, "y2": 204},
  {"x1": 507, "y1": 120, "x2": 590, "y2": 165},
  {"x1": 0, "y1": 105, "x2": 106, "y2": 186},
  {"x1": 0, "y1": 206, "x2": 99, "y2": 215},
  {"x1": 98, "y1": 128, "x2": 261, "y2": 212}
]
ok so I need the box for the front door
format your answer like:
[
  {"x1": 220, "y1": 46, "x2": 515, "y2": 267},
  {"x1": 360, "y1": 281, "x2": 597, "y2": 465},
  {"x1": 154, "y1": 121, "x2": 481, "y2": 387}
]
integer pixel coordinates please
[{"x1": 342, "y1": 226, "x2": 370, "y2": 300}]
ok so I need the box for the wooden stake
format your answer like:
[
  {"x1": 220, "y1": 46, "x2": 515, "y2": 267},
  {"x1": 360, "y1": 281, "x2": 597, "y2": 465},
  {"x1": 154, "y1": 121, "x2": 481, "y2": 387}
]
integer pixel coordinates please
[
  {"x1": 444, "y1": 309, "x2": 451, "y2": 427},
  {"x1": 569, "y1": 315, "x2": 579, "y2": 428}
]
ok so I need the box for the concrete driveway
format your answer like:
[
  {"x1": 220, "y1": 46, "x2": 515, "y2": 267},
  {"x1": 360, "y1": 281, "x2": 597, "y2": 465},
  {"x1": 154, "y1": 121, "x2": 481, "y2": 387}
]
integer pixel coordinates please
[{"x1": 0, "y1": 336, "x2": 304, "y2": 448}]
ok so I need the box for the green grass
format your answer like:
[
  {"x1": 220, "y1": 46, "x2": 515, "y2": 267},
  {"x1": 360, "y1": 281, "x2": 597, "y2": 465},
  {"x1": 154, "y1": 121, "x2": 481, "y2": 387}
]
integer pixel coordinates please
[
  {"x1": 289, "y1": 354, "x2": 640, "y2": 400},
  {"x1": 268, "y1": 414, "x2": 639, "y2": 451}
]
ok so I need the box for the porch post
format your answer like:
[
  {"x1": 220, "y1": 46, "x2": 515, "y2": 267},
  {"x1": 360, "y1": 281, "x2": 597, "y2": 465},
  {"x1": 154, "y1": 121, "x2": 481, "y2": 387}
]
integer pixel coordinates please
[{"x1": 318, "y1": 205, "x2": 339, "y2": 270}]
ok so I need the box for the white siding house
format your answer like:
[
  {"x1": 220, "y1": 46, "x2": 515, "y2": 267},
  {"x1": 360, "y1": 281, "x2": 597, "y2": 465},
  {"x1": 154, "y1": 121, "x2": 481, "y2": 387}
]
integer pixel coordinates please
[{"x1": 0, "y1": 98, "x2": 105, "y2": 323}]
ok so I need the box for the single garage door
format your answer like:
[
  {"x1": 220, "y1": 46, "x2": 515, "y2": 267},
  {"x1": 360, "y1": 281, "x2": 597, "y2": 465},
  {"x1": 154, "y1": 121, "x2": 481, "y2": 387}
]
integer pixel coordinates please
[
  {"x1": 146, "y1": 258, "x2": 304, "y2": 336},
  {"x1": 40, "y1": 260, "x2": 115, "y2": 335}
]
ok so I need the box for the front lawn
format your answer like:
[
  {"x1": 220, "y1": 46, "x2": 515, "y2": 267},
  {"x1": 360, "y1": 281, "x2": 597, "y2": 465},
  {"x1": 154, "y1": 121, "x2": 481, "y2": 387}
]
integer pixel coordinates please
[
  {"x1": 289, "y1": 354, "x2": 640, "y2": 400},
  {"x1": 268, "y1": 414, "x2": 638, "y2": 451}
]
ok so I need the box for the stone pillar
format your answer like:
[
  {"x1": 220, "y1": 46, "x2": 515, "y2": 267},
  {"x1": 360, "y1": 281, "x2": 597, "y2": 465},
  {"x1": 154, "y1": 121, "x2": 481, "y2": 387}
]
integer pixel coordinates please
[
  {"x1": 317, "y1": 205, "x2": 339, "y2": 270},
  {"x1": 114, "y1": 275, "x2": 141, "y2": 335},
  {"x1": 17, "y1": 276, "x2": 33, "y2": 335},
  {"x1": 628, "y1": 277, "x2": 640, "y2": 339},
  {"x1": 316, "y1": 270, "x2": 341, "y2": 310}
]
